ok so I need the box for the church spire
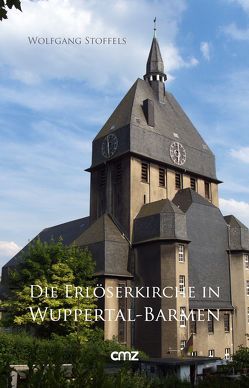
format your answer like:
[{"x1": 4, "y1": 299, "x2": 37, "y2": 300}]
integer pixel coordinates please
[{"x1": 144, "y1": 20, "x2": 167, "y2": 102}]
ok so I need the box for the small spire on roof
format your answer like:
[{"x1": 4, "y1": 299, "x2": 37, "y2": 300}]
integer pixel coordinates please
[{"x1": 143, "y1": 22, "x2": 167, "y2": 101}]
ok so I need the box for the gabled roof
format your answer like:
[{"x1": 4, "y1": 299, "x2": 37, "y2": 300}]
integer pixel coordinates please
[
  {"x1": 74, "y1": 214, "x2": 132, "y2": 277},
  {"x1": 1, "y1": 214, "x2": 132, "y2": 283},
  {"x1": 3, "y1": 217, "x2": 90, "y2": 270},
  {"x1": 133, "y1": 198, "x2": 188, "y2": 244},
  {"x1": 225, "y1": 214, "x2": 248, "y2": 229},
  {"x1": 91, "y1": 78, "x2": 218, "y2": 181},
  {"x1": 224, "y1": 215, "x2": 249, "y2": 252},
  {"x1": 74, "y1": 213, "x2": 126, "y2": 245}
]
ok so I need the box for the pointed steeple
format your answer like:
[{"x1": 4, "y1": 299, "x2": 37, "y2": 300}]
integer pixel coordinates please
[
  {"x1": 146, "y1": 37, "x2": 165, "y2": 75},
  {"x1": 144, "y1": 23, "x2": 167, "y2": 102}
]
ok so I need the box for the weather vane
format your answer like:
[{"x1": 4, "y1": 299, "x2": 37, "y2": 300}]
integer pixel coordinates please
[{"x1": 154, "y1": 17, "x2": 157, "y2": 37}]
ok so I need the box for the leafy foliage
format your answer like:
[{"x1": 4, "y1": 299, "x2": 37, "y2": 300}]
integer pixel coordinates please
[
  {"x1": 0, "y1": 331, "x2": 143, "y2": 387},
  {"x1": 2, "y1": 333, "x2": 249, "y2": 387},
  {"x1": 0, "y1": 331, "x2": 192, "y2": 387},
  {"x1": 231, "y1": 346, "x2": 249, "y2": 370},
  {"x1": 2, "y1": 239, "x2": 97, "y2": 337},
  {"x1": 0, "y1": 0, "x2": 22, "y2": 21}
]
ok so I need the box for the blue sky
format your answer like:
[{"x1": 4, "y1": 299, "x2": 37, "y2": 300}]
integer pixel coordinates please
[{"x1": 0, "y1": 0, "x2": 249, "y2": 269}]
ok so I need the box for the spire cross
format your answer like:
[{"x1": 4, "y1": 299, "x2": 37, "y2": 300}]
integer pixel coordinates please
[{"x1": 154, "y1": 17, "x2": 157, "y2": 37}]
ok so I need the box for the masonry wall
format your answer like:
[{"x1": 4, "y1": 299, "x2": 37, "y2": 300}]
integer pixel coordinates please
[
  {"x1": 130, "y1": 157, "x2": 219, "y2": 237},
  {"x1": 161, "y1": 243, "x2": 189, "y2": 357},
  {"x1": 230, "y1": 252, "x2": 249, "y2": 350},
  {"x1": 103, "y1": 278, "x2": 132, "y2": 347},
  {"x1": 191, "y1": 311, "x2": 233, "y2": 359}
]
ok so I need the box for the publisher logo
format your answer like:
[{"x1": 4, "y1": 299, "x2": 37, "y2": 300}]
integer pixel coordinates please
[{"x1": 110, "y1": 351, "x2": 139, "y2": 361}]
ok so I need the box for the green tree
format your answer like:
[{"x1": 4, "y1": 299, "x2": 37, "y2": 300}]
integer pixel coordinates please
[
  {"x1": 232, "y1": 346, "x2": 249, "y2": 370},
  {"x1": 2, "y1": 239, "x2": 97, "y2": 338},
  {"x1": 0, "y1": 0, "x2": 22, "y2": 21}
]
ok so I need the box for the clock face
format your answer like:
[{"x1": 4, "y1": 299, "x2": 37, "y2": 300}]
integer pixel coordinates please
[
  {"x1": 101, "y1": 134, "x2": 118, "y2": 158},
  {"x1": 170, "y1": 142, "x2": 186, "y2": 166}
]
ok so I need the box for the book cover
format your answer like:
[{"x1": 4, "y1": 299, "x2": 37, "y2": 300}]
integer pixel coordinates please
[{"x1": 0, "y1": 1, "x2": 249, "y2": 386}]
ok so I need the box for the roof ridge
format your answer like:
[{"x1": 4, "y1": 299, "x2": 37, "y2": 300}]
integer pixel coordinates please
[
  {"x1": 225, "y1": 214, "x2": 248, "y2": 229},
  {"x1": 43, "y1": 216, "x2": 89, "y2": 231}
]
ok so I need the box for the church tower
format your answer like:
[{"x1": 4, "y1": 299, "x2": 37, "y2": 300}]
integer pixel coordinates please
[
  {"x1": 88, "y1": 33, "x2": 220, "y2": 241},
  {"x1": 86, "y1": 31, "x2": 235, "y2": 358}
]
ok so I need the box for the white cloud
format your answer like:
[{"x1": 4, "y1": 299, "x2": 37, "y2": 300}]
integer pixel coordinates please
[
  {"x1": 200, "y1": 41, "x2": 211, "y2": 61},
  {"x1": 230, "y1": 147, "x2": 249, "y2": 163},
  {"x1": 161, "y1": 43, "x2": 198, "y2": 72},
  {"x1": 223, "y1": 23, "x2": 249, "y2": 40},
  {"x1": 220, "y1": 198, "x2": 249, "y2": 227},
  {"x1": 222, "y1": 0, "x2": 249, "y2": 40},
  {"x1": 227, "y1": 0, "x2": 249, "y2": 12},
  {"x1": 0, "y1": 0, "x2": 197, "y2": 91},
  {"x1": 0, "y1": 241, "x2": 21, "y2": 261}
]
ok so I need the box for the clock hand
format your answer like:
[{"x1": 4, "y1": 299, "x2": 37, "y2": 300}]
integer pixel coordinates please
[
  {"x1": 177, "y1": 143, "x2": 180, "y2": 163},
  {"x1": 107, "y1": 135, "x2": 110, "y2": 157}
]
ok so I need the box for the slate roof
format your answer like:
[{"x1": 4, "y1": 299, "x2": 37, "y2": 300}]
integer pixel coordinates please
[
  {"x1": 146, "y1": 37, "x2": 165, "y2": 75},
  {"x1": 173, "y1": 188, "x2": 216, "y2": 213},
  {"x1": 2, "y1": 216, "x2": 90, "y2": 271},
  {"x1": 74, "y1": 214, "x2": 132, "y2": 277},
  {"x1": 1, "y1": 213, "x2": 132, "y2": 284},
  {"x1": 224, "y1": 215, "x2": 249, "y2": 252},
  {"x1": 173, "y1": 189, "x2": 232, "y2": 310},
  {"x1": 133, "y1": 198, "x2": 189, "y2": 244},
  {"x1": 90, "y1": 78, "x2": 218, "y2": 181}
]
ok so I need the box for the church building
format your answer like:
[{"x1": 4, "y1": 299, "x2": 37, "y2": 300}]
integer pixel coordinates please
[{"x1": 1, "y1": 33, "x2": 249, "y2": 360}]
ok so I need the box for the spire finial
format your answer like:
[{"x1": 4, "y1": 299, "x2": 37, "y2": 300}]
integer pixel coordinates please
[{"x1": 153, "y1": 17, "x2": 157, "y2": 37}]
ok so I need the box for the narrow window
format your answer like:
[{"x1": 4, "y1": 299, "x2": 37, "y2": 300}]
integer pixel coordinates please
[
  {"x1": 141, "y1": 162, "x2": 149, "y2": 183},
  {"x1": 190, "y1": 177, "x2": 197, "y2": 191},
  {"x1": 115, "y1": 161, "x2": 122, "y2": 183},
  {"x1": 208, "y1": 349, "x2": 215, "y2": 358},
  {"x1": 224, "y1": 314, "x2": 230, "y2": 332},
  {"x1": 179, "y1": 275, "x2": 185, "y2": 294},
  {"x1": 205, "y1": 181, "x2": 211, "y2": 200},
  {"x1": 180, "y1": 307, "x2": 186, "y2": 327},
  {"x1": 152, "y1": 75, "x2": 157, "y2": 81},
  {"x1": 191, "y1": 351, "x2": 198, "y2": 357},
  {"x1": 225, "y1": 348, "x2": 231, "y2": 360},
  {"x1": 180, "y1": 340, "x2": 186, "y2": 350},
  {"x1": 175, "y1": 172, "x2": 182, "y2": 189},
  {"x1": 246, "y1": 280, "x2": 249, "y2": 296},
  {"x1": 178, "y1": 244, "x2": 185, "y2": 262},
  {"x1": 244, "y1": 254, "x2": 249, "y2": 270},
  {"x1": 144, "y1": 194, "x2": 146, "y2": 204},
  {"x1": 190, "y1": 313, "x2": 197, "y2": 334},
  {"x1": 208, "y1": 316, "x2": 214, "y2": 333},
  {"x1": 99, "y1": 168, "x2": 106, "y2": 187},
  {"x1": 159, "y1": 167, "x2": 166, "y2": 187}
]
